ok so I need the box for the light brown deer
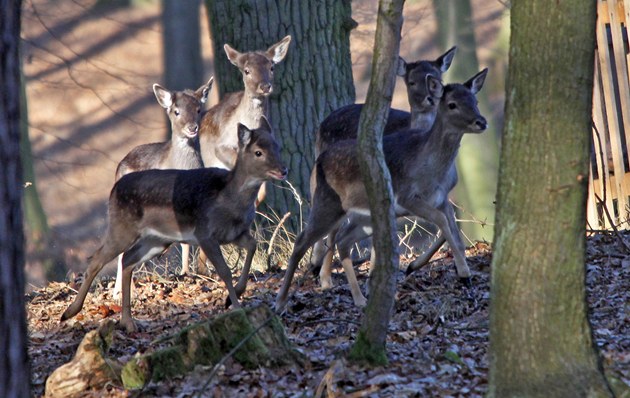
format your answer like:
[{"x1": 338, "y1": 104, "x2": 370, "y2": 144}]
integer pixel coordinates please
[
  {"x1": 62, "y1": 118, "x2": 287, "y2": 332},
  {"x1": 199, "y1": 36, "x2": 291, "y2": 170},
  {"x1": 311, "y1": 47, "x2": 457, "y2": 288},
  {"x1": 194, "y1": 35, "x2": 291, "y2": 273},
  {"x1": 111, "y1": 78, "x2": 213, "y2": 299},
  {"x1": 275, "y1": 69, "x2": 488, "y2": 311}
]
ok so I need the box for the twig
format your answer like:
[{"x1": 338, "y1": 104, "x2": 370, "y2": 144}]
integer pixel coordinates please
[
  {"x1": 267, "y1": 212, "x2": 291, "y2": 257},
  {"x1": 300, "y1": 317, "x2": 361, "y2": 327},
  {"x1": 194, "y1": 315, "x2": 274, "y2": 397},
  {"x1": 594, "y1": 194, "x2": 630, "y2": 253}
]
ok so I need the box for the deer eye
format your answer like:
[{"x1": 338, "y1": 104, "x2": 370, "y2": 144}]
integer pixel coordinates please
[
  {"x1": 174, "y1": 109, "x2": 180, "y2": 116},
  {"x1": 197, "y1": 108, "x2": 201, "y2": 114},
  {"x1": 448, "y1": 103, "x2": 457, "y2": 110},
  {"x1": 408, "y1": 81, "x2": 416, "y2": 87},
  {"x1": 255, "y1": 150, "x2": 262, "y2": 157},
  {"x1": 270, "y1": 65, "x2": 274, "y2": 72},
  {"x1": 244, "y1": 67, "x2": 251, "y2": 75}
]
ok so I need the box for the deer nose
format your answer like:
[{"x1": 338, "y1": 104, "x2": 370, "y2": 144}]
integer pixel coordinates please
[
  {"x1": 185, "y1": 124, "x2": 199, "y2": 137},
  {"x1": 279, "y1": 166, "x2": 288, "y2": 178},
  {"x1": 475, "y1": 118, "x2": 487, "y2": 131},
  {"x1": 260, "y1": 82, "x2": 272, "y2": 94}
]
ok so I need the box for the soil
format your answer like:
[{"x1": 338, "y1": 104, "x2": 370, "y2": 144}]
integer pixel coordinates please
[{"x1": 26, "y1": 236, "x2": 629, "y2": 397}]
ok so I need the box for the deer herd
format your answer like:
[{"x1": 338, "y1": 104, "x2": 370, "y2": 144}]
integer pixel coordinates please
[{"x1": 61, "y1": 35, "x2": 489, "y2": 333}]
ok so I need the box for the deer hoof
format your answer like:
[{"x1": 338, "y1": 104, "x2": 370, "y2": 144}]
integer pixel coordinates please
[{"x1": 459, "y1": 276, "x2": 472, "y2": 288}]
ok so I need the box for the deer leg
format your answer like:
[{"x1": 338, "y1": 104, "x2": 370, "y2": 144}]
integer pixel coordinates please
[
  {"x1": 180, "y1": 244, "x2": 191, "y2": 275},
  {"x1": 337, "y1": 242, "x2": 367, "y2": 307},
  {"x1": 61, "y1": 239, "x2": 126, "y2": 322},
  {"x1": 405, "y1": 200, "x2": 471, "y2": 282},
  {"x1": 197, "y1": 249, "x2": 211, "y2": 275},
  {"x1": 199, "y1": 239, "x2": 240, "y2": 309},
  {"x1": 118, "y1": 238, "x2": 170, "y2": 333},
  {"x1": 309, "y1": 239, "x2": 328, "y2": 275},
  {"x1": 318, "y1": 229, "x2": 337, "y2": 290},
  {"x1": 113, "y1": 254, "x2": 124, "y2": 301},
  {"x1": 275, "y1": 215, "x2": 343, "y2": 313},
  {"x1": 233, "y1": 233, "x2": 257, "y2": 297}
]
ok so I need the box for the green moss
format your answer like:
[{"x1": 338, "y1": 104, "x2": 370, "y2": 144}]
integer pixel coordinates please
[
  {"x1": 148, "y1": 347, "x2": 188, "y2": 381},
  {"x1": 210, "y1": 309, "x2": 269, "y2": 368},
  {"x1": 121, "y1": 356, "x2": 151, "y2": 390},
  {"x1": 184, "y1": 323, "x2": 221, "y2": 365},
  {"x1": 348, "y1": 330, "x2": 388, "y2": 366}
]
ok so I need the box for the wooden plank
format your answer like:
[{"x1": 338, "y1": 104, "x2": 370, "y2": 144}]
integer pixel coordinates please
[
  {"x1": 592, "y1": 53, "x2": 615, "y2": 228},
  {"x1": 607, "y1": 0, "x2": 630, "y2": 226},
  {"x1": 596, "y1": 0, "x2": 627, "y2": 226}
]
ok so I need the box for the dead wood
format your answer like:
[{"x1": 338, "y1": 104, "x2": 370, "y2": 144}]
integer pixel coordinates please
[{"x1": 45, "y1": 320, "x2": 122, "y2": 398}]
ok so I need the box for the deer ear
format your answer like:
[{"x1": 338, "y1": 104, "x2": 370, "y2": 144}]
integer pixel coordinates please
[
  {"x1": 396, "y1": 57, "x2": 407, "y2": 77},
  {"x1": 425, "y1": 75, "x2": 444, "y2": 99},
  {"x1": 267, "y1": 35, "x2": 291, "y2": 64},
  {"x1": 237, "y1": 123, "x2": 253, "y2": 148},
  {"x1": 436, "y1": 46, "x2": 457, "y2": 73},
  {"x1": 258, "y1": 116, "x2": 273, "y2": 135},
  {"x1": 224, "y1": 43, "x2": 242, "y2": 67},
  {"x1": 196, "y1": 76, "x2": 214, "y2": 104},
  {"x1": 465, "y1": 68, "x2": 488, "y2": 95},
  {"x1": 153, "y1": 84, "x2": 173, "y2": 109}
]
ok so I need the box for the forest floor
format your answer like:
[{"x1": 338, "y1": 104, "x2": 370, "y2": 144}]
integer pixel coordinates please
[{"x1": 27, "y1": 233, "x2": 629, "y2": 397}]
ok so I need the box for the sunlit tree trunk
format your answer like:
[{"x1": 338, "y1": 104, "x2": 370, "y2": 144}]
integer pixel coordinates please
[
  {"x1": 433, "y1": 0, "x2": 498, "y2": 242},
  {"x1": 348, "y1": 0, "x2": 403, "y2": 366},
  {"x1": 204, "y1": 0, "x2": 355, "y2": 228},
  {"x1": 0, "y1": 0, "x2": 30, "y2": 396},
  {"x1": 488, "y1": 1, "x2": 612, "y2": 396}
]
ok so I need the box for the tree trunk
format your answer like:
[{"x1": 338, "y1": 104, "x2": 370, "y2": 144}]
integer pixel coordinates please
[
  {"x1": 162, "y1": 0, "x2": 203, "y2": 138},
  {"x1": 204, "y1": 0, "x2": 356, "y2": 229},
  {"x1": 488, "y1": 1, "x2": 613, "y2": 397},
  {"x1": 0, "y1": 0, "x2": 30, "y2": 396},
  {"x1": 348, "y1": 0, "x2": 404, "y2": 366},
  {"x1": 432, "y1": 0, "x2": 498, "y2": 242}
]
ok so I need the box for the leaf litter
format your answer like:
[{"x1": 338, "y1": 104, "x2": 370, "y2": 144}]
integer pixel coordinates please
[{"x1": 27, "y1": 235, "x2": 629, "y2": 397}]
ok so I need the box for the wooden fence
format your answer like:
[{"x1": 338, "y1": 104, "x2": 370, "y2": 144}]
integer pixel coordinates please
[{"x1": 589, "y1": 0, "x2": 630, "y2": 230}]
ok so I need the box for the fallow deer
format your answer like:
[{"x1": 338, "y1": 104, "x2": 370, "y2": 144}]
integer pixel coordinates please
[
  {"x1": 275, "y1": 69, "x2": 488, "y2": 311},
  {"x1": 310, "y1": 47, "x2": 457, "y2": 288},
  {"x1": 195, "y1": 36, "x2": 291, "y2": 273},
  {"x1": 111, "y1": 78, "x2": 213, "y2": 299},
  {"x1": 62, "y1": 118, "x2": 287, "y2": 332}
]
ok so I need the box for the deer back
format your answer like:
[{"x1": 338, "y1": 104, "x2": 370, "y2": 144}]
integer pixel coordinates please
[{"x1": 315, "y1": 47, "x2": 456, "y2": 156}]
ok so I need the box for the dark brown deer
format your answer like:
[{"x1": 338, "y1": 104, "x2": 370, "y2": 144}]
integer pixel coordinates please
[
  {"x1": 62, "y1": 118, "x2": 287, "y2": 332},
  {"x1": 310, "y1": 47, "x2": 456, "y2": 286},
  {"x1": 111, "y1": 78, "x2": 213, "y2": 299},
  {"x1": 195, "y1": 36, "x2": 291, "y2": 273},
  {"x1": 275, "y1": 69, "x2": 488, "y2": 311}
]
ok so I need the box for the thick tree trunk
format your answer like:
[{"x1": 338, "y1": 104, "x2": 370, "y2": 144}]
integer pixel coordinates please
[
  {"x1": 162, "y1": 0, "x2": 203, "y2": 140},
  {"x1": 348, "y1": 0, "x2": 404, "y2": 366},
  {"x1": 0, "y1": 0, "x2": 30, "y2": 396},
  {"x1": 204, "y1": 0, "x2": 356, "y2": 228},
  {"x1": 432, "y1": 0, "x2": 498, "y2": 242},
  {"x1": 488, "y1": 1, "x2": 612, "y2": 397}
]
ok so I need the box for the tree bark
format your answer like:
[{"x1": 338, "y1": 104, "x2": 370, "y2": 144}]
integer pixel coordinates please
[
  {"x1": 204, "y1": 0, "x2": 356, "y2": 228},
  {"x1": 488, "y1": 1, "x2": 613, "y2": 397},
  {"x1": 162, "y1": 0, "x2": 203, "y2": 139},
  {"x1": 348, "y1": 0, "x2": 404, "y2": 366},
  {"x1": 0, "y1": 0, "x2": 30, "y2": 396},
  {"x1": 432, "y1": 0, "x2": 498, "y2": 242}
]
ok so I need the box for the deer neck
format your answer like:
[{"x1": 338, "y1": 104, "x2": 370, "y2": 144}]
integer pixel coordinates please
[
  {"x1": 168, "y1": 135, "x2": 203, "y2": 169},
  {"x1": 409, "y1": 108, "x2": 437, "y2": 132},
  {"x1": 422, "y1": 118, "x2": 464, "y2": 177},
  {"x1": 237, "y1": 92, "x2": 269, "y2": 129},
  {"x1": 223, "y1": 162, "x2": 264, "y2": 205}
]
